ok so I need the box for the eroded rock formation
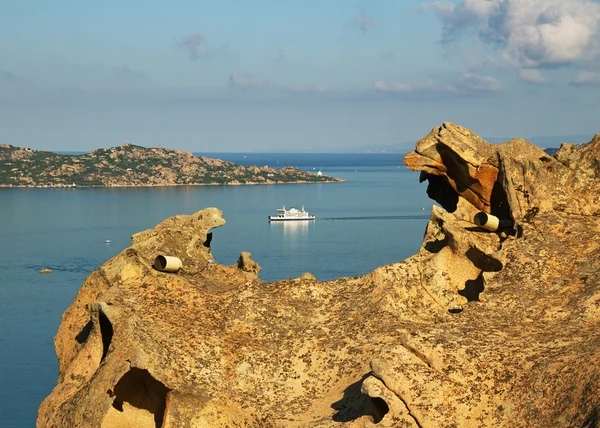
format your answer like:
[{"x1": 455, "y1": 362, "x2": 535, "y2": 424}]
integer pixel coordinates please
[{"x1": 39, "y1": 123, "x2": 600, "y2": 427}]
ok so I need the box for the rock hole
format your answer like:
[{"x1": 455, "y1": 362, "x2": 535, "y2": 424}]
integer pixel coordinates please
[
  {"x1": 98, "y1": 310, "x2": 113, "y2": 362},
  {"x1": 490, "y1": 180, "x2": 511, "y2": 220},
  {"x1": 103, "y1": 368, "x2": 169, "y2": 428},
  {"x1": 490, "y1": 169, "x2": 516, "y2": 235},
  {"x1": 112, "y1": 399, "x2": 124, "y2": 412},
  {"x1": 459, "y1": 272, "x2": 485, "y2": 302},
  {"x1": 203, "y1": 232, "x2": 213, "y2": 248},
  {"x1": 370, "y1": 397, "x2": 389, "y2": 424},
  {"x1": 422, "y1": 173, "x2": 459, "y2": 213},
  {"x1": 448, "y1": 308, "x2": 463, "y2": 314},
  {"x1": 466, "y1": 247, "x2": 503, "y2": 272}
]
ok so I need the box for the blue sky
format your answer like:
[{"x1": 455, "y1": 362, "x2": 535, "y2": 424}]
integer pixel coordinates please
[{"x1": 1, "y1": 0, "x2": 599, "y2": 152}]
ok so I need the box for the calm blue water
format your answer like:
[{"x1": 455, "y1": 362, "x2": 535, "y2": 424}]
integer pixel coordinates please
[{"x1": 0, "y1": 153, "x2": 431, "y2": 427}]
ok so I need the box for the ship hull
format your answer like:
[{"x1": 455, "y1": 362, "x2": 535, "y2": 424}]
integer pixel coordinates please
[{"x1": 268, "y1": 216, "x2": 315, "y2": 221}]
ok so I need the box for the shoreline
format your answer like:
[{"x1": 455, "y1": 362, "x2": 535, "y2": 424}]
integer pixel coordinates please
[
  {"x1": 1, "y1": 144, "x2": 347, "y2": 189},
  {"x1": 0, "y1": 179, "x2": 346, "y2": 189}
]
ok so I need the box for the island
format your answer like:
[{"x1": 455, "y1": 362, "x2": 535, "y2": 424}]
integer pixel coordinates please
[{"x1": 0, "y1": 143, "x2": 343, "y2": 187}]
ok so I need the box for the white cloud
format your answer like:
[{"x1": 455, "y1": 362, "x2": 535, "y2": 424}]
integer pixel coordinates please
[
  {"x1": 374, "y1": 73, "x2": 499, "y2": 94},
  {"x1": 374, "y1": 78, "x2": 454, "y2": 93},
  {"x1": 456, "y1": 73, "x2": 501, "y2": 92},
  {"x1": 423, "y1": 0, "x2": 600, "y2": 68},
  {"x1": 570, "y1": 70, "x2": 600, "y2": 86},
  {"x1": 519, "y1": 69, "x2": 547, "y2": 83},
  {"x1": 419, "y1": 1, "x2": 456, "y2": 18}
]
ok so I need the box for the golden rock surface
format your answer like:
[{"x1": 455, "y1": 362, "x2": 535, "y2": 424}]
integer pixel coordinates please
[{"x1": 38, "y1": 125, "x2": 600, "y2": 427}]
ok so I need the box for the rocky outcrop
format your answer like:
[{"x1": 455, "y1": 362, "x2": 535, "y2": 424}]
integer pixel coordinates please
[{"x1": 39, "y1": 123, "x2": 600, "y2": 427}]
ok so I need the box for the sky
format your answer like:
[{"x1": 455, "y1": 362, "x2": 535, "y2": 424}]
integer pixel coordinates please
[{"x1": 1, "y1": 0, "x2": 600, "y2": 152}]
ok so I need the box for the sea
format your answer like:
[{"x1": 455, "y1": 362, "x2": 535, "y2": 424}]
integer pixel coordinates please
[{"x1": 0, "y1": 153, "x2": 432, "y2": 427}]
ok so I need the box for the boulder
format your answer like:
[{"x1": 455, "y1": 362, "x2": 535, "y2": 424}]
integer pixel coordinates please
[
  {"x1": 236, "y1": 251, "x2": 261, "y2": 274},
  {"x1": 39, "y1": 124, "x2": 600, "y2": 427},
  {"x1": 404, "y1": 123, "x2": 499, "y2": 213}
]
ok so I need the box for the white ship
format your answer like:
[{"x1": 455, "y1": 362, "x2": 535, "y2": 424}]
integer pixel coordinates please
[{"x1": 269, "y1": 205, "x2": 315, "y2": 221}]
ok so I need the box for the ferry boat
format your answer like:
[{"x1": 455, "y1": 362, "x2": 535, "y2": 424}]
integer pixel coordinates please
[{"x1": 269, "y1": 205, "x2": 315, "y2": 222}]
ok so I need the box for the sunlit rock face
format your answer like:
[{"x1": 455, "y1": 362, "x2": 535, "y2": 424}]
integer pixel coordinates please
[{"x1": 39, "y1": 124, "x2": 600, "y2": 427}]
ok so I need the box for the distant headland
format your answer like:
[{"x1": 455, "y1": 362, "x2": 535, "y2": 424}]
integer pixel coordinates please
[{"x1": 0, "y1": 143, "x2": 343, "y2": 188}]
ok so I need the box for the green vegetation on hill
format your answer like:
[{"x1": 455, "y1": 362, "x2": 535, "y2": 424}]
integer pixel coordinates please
[{"x1": 0, "y1": 143, "x2": 343, "y2": 187}]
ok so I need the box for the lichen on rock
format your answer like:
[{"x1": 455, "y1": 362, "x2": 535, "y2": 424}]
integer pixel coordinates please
[{"x1": 39, "y1": 124, "x2": 600, "y2": 427}]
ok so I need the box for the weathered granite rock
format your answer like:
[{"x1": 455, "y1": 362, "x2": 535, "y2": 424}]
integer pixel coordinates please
[
  {"x1": 404, "y1": 123, "x2": 499, "y2": 214},
  {"x1": 39, "y1": 124, "x2": 600, "y2": 427},
  {"x1": 237, "y1": 251, "x2": 262, "y2": 274}
]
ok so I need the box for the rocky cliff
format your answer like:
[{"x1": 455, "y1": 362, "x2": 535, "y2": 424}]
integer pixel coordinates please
[
  {"x1": 38, "y1": 123, "x2": 600, "y2": 427},
  {"x1": 0, "y1": 143, "x2": 341, "y2": 187}
]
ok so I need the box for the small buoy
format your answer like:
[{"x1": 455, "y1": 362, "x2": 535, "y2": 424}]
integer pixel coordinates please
[
  {"x1": 39, "y1": 269, "x2": 53, "y2": 274},
  {"x1": 105, "y1": 240, "x2": 111, "y2": 244}
]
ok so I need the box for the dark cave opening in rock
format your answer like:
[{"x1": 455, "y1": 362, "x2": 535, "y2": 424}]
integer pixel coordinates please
[
  {"x1": 108, "y1": 368, "x2": 169, "y2": 428},
  {"x1": 98, "y1": 310, "x2": 113, "y2": 362},
  {"x1": 203, "y1": 232, "x2": 213, "y2": 248},
  {"x1": 459, "y1": 272, "x2": 485, "y2": 302},
  {"x1": 490, "y1": 180, "x2": 511, "y2": 221},
  {"x1": 370, "y1": 397, "x2": 390, "y2": 424},
  {"x1": 489, "y1": 168, "x2": 517, "y2": 236},
  {"x1": 423, "y1": 174, "x2": 459, "y2": 213},
  {"x1": 111, "y1": 399, "x2": 124, "y2": 412}
]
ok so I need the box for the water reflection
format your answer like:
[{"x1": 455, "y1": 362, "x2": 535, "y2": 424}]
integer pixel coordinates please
[{"x1": 270, "y1": 220, "x2": 312, "y2": 238}]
